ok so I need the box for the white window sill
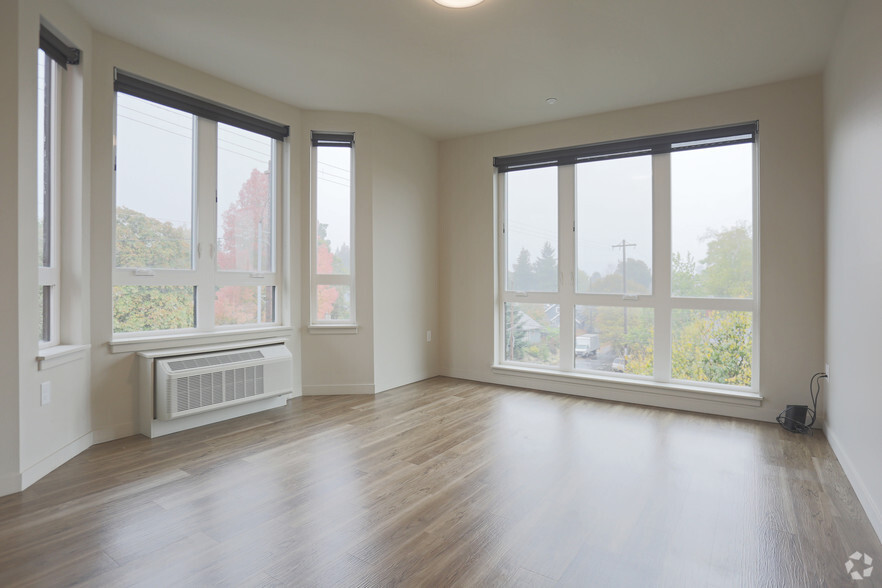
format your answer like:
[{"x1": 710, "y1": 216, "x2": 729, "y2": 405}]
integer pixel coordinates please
[
  {"x1": 110, "y1": 326, "x2": 294, "y2": 354},
  {"x1": 491, "y1": 364, "x2": 763, "y2": 407},
  {"x1": 307, "y1": 323, "x2": 359, "y2": 335},
  {"x1": 37, "y1": 344, "x2": 90, "y2": 371}
]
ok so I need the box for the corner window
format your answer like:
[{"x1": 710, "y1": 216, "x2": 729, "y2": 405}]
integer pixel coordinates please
[
  {"x1": 112, "y1": 71, "x2": 288, "y2": 336},
  {"x1": 496, "y1": 123, "x2": 758, "y2": 391},
  {"x1": 311, "y1": 132, "x2": 355, "y2": 324}
]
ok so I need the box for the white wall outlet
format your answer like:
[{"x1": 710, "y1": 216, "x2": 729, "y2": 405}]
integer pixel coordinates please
[
  {"x1": 40, "y1": 381, "x2": 51, "y2": 406},
  {"x1": 427, "y1": 330, "x2": 432, "y2": 343},
  {"x1": 825, "y1": 363, "x2": 830, "y2": 381}
]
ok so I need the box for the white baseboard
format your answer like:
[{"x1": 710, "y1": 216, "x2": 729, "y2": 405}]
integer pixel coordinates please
[
  {"x1": 441, "y1": 367, "x2": 774, "y2": 422},
  {"x1": 825, "y1": 425, "x2": 882, "y2": 543},
  {"x1": 0, "y1": 471, "x2": 22, "y2": 498},
  {"x1": 20, "y1": 431, "x2": 93, "y2": 491},
  {"x1": 147, "y1": 395, "x2": 288, "y2": 438},
  {"x1": 92, "y1": 421, "x2": 138, "y2": 444},
  {"x1": 303, "y1": 383, "x2": 376, "y2": 396}
]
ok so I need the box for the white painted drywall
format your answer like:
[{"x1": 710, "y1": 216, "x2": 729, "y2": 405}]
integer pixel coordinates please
[
  {"x1": 10, "y1": 0, "x2": 94, "y2": 492},
  {"x1": 824, "y1": 0, "x2": 882, "y2": 542},
  {"x1": 0, "y1": 0, "x2": 23, "y2": 495},
  {"x1": 371, "y1": 117, "x2": 439, "y2": 393}
]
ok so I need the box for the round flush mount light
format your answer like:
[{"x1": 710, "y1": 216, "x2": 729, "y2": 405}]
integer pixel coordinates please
[
  {"x1": 546, "y1": 97, "x2": 558, "y2": 105},
  {"x1": 433, "y1": 0, "x2": 485, "y2": 7}
]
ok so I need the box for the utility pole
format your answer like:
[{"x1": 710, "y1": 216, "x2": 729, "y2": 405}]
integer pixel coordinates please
[{"x1": 611, "y1": 239, "x2": 636, "y2": 333}]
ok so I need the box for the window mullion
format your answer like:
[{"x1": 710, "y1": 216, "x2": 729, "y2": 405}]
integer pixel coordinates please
[
  {"x1": 558, "y1": 164, "x2": 576, "y2": 371},
  {"x1": 652, "y1": 153, "x2": 672, "y2": 383},
  {"x1": 195, "y1": 118, "x2": 217, "y2": 332},
  {"x1": 496, "y1": 172, "x2": 506, "y2": 364}
]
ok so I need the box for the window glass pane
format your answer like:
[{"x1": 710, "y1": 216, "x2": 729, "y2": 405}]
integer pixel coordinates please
[
  {"x1": 37, "y1": 50, "x2": 50, "y2": 268},
  {"x1": 316, "y1": 146, "x2": 351, "y2": 275},
  {"x1": 671, "y1": 310, "x2": 752, "y2": 386},
  {"x1": 316, "y1": 284, "x2": 351, "y2": 321},
  {"x1": 115, "y1": 94, "x2": 194, "y2": 270},
  {"x1": 505, "y1": 168, "x2": 558, "y2": 292},
  {"x1": 671, "y1": 144, "x2": 753, "y2": 298},
  {"x1": 217, "y1": 124, "x2": 274, "y2": 273},
  {"x1": 113, "y1": 286, "x2": 195, "y2": 333},
  {"x1": 574, "y1": 305, "x2": 653, "y2": 376},
  {"x1": 503, "y1": 302, "x2": 560, "y2": 367},
  {"x1": 215, "y1": 285, "x2": 275, "y2": 325},
  {"x1": 576, "y1": 156, "x2": 652, "y2": 294},
  {"x1": 38, "y1": 285, "x2": 50, "y2": 342}
]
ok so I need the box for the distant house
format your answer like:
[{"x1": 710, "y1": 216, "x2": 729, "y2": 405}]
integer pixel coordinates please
[
  {"x1": 517, "y1": 313, "x2": 544, "y2": 344},
  {"x1": 544, "y1": 303, "x2": 560, "y2": 327}
]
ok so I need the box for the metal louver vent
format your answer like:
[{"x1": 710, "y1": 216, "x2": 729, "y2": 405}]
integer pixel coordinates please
[
  {"x1": 167, "y1": 350, "x2": 264, "y2": 372},
  {"x1": 169, "y1": 365, "x2": 265, "y2": 414}
]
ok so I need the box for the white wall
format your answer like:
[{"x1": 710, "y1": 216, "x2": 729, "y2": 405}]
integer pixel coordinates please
[
  {"x1": 824, "y1": 0, "x2": 882, "y2": 541},
  {"x1": 3, "y1": 0, "x2": 95, "y2": 494},
  {"x1": 439, "y1": 76, "x2": 826, "y2": 422},
  {"x1": 372, "y1": 118, "x2": 439, "y2": 393},
  {"x1": 0, "y1": 0, "x2": 23, "y2": 495}
]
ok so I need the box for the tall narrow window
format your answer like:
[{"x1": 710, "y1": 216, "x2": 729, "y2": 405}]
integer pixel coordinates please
[
  {"x1": 311, "y1": 131, "x2": 355, "y2": 324},
  {"x1": 496, "y1": 123, "x2": 758, "y2": 392},
  {"x1": 113, "y1": 71, "x2": 288, "y2": 336},
  {"x1": 37, "y1": 48, "x2": 59, "y2": 345}
]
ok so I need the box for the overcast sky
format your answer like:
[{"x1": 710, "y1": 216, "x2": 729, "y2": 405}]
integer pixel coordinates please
[
  {"x1": 115, "y1": 93, "x2": 750, "y2": 281},
  {"x1": 506, "y1": 143, "x2": 753, "y2": 282}
]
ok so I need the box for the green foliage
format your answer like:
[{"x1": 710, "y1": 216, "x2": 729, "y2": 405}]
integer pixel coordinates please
[
  {"x1": 504, "y1": 304, "x2": 528, "y2": 361},
  {"x1": 672, "y1": 252, "x2": 700, "y2": 296},
  {"x1": 671, "y1": 310, "x2": 752, "y2": 386},
  {"x1": 701, "y1": 223, "x2": 753, "y2": 298},
  {"x1": 510, "y1": 248, "x2": 534, "y2": 291},
  {"x1": 673, "y1": 224, "x2": 753, "y2": 298},
  {"x1": 115, "y1": 206, "x2": 191, "y2": 269},
  {"x1": 113, "y1": 285, "x2": 194, "y2": 333},
  {"x1": 583, "y1": 258, "x2": 651, "y2": 294},
  {"x1": 533, "y1": 242, "x2": 558, "y2": 291},
  {"x1": 593, "y1": 306, "x2": 654, "y2": 376}
]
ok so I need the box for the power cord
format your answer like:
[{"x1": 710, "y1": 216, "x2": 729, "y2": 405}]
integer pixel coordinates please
[{"x1": 776, "y1": 372, "x2": 827, "y2": 435}]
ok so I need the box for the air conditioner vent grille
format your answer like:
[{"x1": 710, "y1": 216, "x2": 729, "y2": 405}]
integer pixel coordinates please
[
  {"x1": 167, "y1": 350, "x2": 264, "y2": 372},
  {"x1": 171, "y1": 365, "x2": 265, "y2": 414}
]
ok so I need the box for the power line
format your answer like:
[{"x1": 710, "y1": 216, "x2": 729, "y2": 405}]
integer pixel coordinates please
[{"x1": 612, "y1": 239, "x2": 636, "y2": 333}]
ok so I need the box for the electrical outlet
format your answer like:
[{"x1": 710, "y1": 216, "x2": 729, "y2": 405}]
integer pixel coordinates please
[
  {"x1": 40, "y1": 382, "x2": 51, "y2": 406},
  {"x1": 825, "y1": 363, "x2": 830, "y2": 381},
  {"x1": 426, "y1": 330, "x2": 432, "y2": 343}
]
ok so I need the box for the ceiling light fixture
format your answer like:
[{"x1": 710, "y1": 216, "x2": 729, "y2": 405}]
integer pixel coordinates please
[
  {"x1": 546, "y1": 97, "x2": 558, "y2": 105},
  {"x1": 433, "y1": 0, "x2": 485, "y2": 8}
]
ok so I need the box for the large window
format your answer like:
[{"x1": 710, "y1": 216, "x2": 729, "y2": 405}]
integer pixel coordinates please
[
  {"x1": 37, "y1": 25, "x2": 80, "y2": 347},
  {"x1": 496, "y1": 123, "x2": 758, "y2": 391},
  {"x1": 113, "y1": 72, "x2": 288, "y2": 336},
  {"x1": 311, "y1": 132, "x2": 355, "y2": 325}
]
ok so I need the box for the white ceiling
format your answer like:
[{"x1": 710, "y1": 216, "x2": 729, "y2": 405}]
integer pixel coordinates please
[{"x1": 66, "y1": 0, "x2": 849, "y2": 140}]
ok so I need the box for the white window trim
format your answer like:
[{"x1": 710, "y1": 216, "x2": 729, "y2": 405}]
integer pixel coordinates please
[
  {"x1": 496, "y1": 144, "x2": 760, "y2": 395},
  {"x1": 111, "y1": 99, "x2": 285, "y2": 340},
  {"x1": 309, "y1": 137, "x2": 356, "y2": 328}
]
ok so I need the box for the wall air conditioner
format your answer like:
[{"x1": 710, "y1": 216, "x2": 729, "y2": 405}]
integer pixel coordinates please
[{"x1": 155, "y1": 344, "x2": 293, "y2": 421}]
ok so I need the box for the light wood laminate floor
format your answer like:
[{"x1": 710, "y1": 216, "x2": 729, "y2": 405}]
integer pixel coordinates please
[{"x1": 0, "y1": 377, "x2": 879, "y2": 587}]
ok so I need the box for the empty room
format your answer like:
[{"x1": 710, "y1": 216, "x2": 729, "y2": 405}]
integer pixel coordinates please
[{"x1": 1, "y1": 0, "x2": 881, "y2": 585}]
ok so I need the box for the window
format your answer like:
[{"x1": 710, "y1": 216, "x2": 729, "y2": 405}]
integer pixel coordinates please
[
  {"x1": 37, "y1": 25, "x2": 80, "y2": 347},
  {"x1": 311, "y1": 132, "x2": 355, "y2": 325},
  {"x1": 496, "y1": 123, "x2": 758, "y2": 391},
  {"x1": 112, "y1": 71, "x2": 288, "y2": 336}
]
